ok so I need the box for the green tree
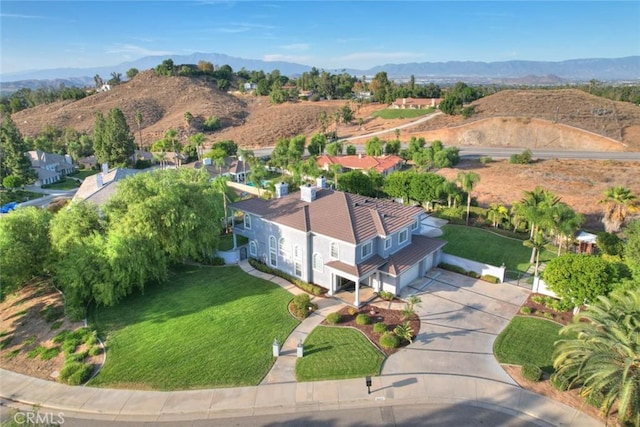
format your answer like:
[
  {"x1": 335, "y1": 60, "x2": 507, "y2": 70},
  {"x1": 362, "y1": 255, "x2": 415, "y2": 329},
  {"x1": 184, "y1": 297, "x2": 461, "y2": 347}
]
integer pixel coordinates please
[
  {"x1": 543, "y1": 254, "x2": 620, "y2": 308},
  {"x1": 385, "y1": 140, "x2": 401, "y2": 155},
  {"x1": 486, "y1": 203, "x2": 509, "y2": 228},
  {"x1": 307, "y1": 133, "x2": 327, "y2": 156},
  {"x1": 439, "y1": 94, "x2": 463, "y2": 115},
  {"x1": 325, "y1": 141, "x2": 343, "y2": 156},
  {"x1": 456, "y1": 171, "x2": 480, "y2": 225},
  {"x1": 346, "y1": 144, "x2": 357, "y2": 155},
  {"x1": 337, "y1": 170, "x2": 375, "y2": 197},
  {"x1": 409, "y1": 173, "x2": 445, "y2": 210},
  {"x1": 340, "y1": 103, "x2": 354, "y2": 124},
  {"x1": 599, "y1": 186, "x2": 637, "y2": 233},
  {"x1": 126, "y1": 68, "x2": 139, "y2": 79},
  {"x1": 548, "y1": 202, "x2": 584, "y2": 255},
  {"x1": 365, "y1": 136, "x2": 384, "y2": 156},
  {"x1": 624, "y1": 220, "x2": 640, "y2": 280},
  {"x1": 2, "y1": 175, "x2": 23, "y2": 191},
  {"x1": 596, "y1": 232, "x2": 624, "y2": 256},
  {"x1": 93, "y1": 108, "x2": 136, "y2": 166},
  {"x1": 212, "y1": 176, "x2": 231, "y2": 233},
  {"x1": 553, "y1": 289, "x2": 640, "y2": 426},
  {"x1": 519, "y1": 187, "x2": 560, "y2": 262},
  {"x1": 0, "y1": 207, "x2": 52, "y2": 296},
  {"x1": 134, "y1": 111, "x2": 144, "y2": 149},
  {"x1": 0, "y1": 114, "x2": 37, "y2": 183},
  {"x1": 523, "y1": 231, "x2": 548, "y2": 277},
  {"x1": 211, "y1": 140, "x2": 237, "y2": 157},
  {"x1": 384, "y1": 171, "x2": 414, "y2": 204}
]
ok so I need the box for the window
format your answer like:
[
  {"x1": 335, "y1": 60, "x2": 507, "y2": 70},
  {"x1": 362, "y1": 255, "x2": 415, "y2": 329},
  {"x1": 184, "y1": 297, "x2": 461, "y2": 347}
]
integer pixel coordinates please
[
  {"x1": 249, "y1": 241, "x2": 257, "y2": 256},
  {"x1": 330, "y1": 241, "x2": 339, "y2": 259},
  {"x1": 384, "y1": 237, "x2": 392, "y2": 250},
  {"x1": 399, "y1": 229, "x2": 408, "y2": 244},
  {"x1": 278, "y1": 237, "x2": 288, "y2": 257},
  {"x1": 294, "y1": 260, "x2": 302, "y2": 277},
  {"x1": 361, "y1": 241, "x2": 373, "y2": 258},
  {"x1": 269, "y1": 236, "x2": 277, "y2": 267},
  {"x1": 294, "y1": 245, "x2": 302, "y2": 259},
  {"x1": 313, "y1": 253, "x2": 323, "y2": 271},
  {"x1": 411, "y1": 220, "x2": 419, "y2": 230},
  {"x1": 244, "y1": 213, "x2": 252, "y2": 229}
]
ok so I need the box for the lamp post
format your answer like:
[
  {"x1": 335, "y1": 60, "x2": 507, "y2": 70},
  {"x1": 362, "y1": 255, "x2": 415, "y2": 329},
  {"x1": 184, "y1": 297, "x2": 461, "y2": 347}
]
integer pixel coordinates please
[{"x1": 365, "y1": 376, "x2": 372, "y2": 394}]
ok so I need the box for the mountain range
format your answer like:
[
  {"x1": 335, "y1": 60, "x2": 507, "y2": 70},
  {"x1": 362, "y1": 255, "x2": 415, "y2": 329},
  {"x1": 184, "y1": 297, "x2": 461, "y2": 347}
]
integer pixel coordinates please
[{"x1": 1, "y1": 53, "x2": 639, "y2": 90}]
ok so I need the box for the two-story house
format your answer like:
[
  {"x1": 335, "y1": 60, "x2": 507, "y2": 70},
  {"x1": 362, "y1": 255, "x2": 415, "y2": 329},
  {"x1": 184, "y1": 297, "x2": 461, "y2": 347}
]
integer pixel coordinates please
[
  {"x1": 26, "y1": 150, "x2": 76, "y2": 186},
  {"x1": 230, "y1": 178, "x2": 446, "y2": 306}
]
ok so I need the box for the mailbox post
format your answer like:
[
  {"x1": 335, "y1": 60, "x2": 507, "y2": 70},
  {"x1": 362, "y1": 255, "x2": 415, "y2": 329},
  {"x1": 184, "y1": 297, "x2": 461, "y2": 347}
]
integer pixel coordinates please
[
  {"x1": 272, "y1": 338, "x2": 280, "y2": 357},
  {"x1": 365, "y1": 376, "x2": 372, "y2": 394}
]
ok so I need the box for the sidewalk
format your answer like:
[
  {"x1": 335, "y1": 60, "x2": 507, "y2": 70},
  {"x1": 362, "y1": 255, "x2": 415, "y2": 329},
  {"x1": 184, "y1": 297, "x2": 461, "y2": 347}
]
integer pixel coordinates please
[{"x1": 0, "y1": 260, "x2": 602, "y2": 425}]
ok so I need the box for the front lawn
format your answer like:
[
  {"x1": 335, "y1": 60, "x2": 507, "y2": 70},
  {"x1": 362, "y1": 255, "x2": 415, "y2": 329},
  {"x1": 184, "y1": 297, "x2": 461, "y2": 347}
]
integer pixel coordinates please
[
  {"x1": 218, "y1": 233, "x2": 248, "y2": 251},
  {"x1": 440, "y1": 224, "x2": 556, "y2": 272},
  {"x1": 372, "y1": 108, "x2": 434, "y2": 119},
  {"x1": 296, "y1": 326, "x2": 385, "y2": 381},
  {"x1": 89, "y1": 265, "x2": 299, "y2": 390},
  {"x1": 70, "y1": 170, "x2": 99, "y2": 180},
  {"x1": 41, "y1": 179, "x2": 80, "y2": 190},
  {"x1": 494, "y1": 316, "x2": 565, "y2": 373}
]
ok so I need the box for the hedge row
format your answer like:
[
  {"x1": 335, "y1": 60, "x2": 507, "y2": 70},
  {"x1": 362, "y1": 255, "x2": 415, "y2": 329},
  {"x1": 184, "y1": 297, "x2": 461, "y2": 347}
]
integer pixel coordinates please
[
  {"x1": 248, "y1": 258, "x2": 326, "y2": 296},
  {"x1": 438, "y1": 263, "x2": 500, "y2": 283}
]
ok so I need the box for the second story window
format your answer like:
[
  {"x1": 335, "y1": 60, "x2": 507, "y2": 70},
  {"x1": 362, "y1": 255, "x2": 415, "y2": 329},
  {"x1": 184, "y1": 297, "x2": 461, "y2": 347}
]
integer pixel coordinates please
[
  {"x1": 384, "y1": 237, "x2": 392, "y2": 250},
  {"x1": 330, "y1": 241, "x2": 339, "y2": 259},
  {"x1": 411, "y1": 220, "x2": 419, "y2": 230},
  {"x1": 399, "y1": 229, "x2": 408, "y2": 244},
  {"x1": 361, "y1": 241, "x2": 373, "y2": 258},
  {"x1": 279, "y1": 237, "x2": 288, "y2": 257},
  {"x1": 249, "y1": 241, "x2": 257, "y2": 256},
  {"x1": 244, "y1": 213, "x2": 252, "y2": 229}
]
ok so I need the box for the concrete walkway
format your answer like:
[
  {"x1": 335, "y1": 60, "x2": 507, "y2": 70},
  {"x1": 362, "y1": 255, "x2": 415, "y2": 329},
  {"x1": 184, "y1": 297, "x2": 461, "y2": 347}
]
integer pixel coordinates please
[{"x1": 0, "y1": 262, "x2": 603, "y2": 426}]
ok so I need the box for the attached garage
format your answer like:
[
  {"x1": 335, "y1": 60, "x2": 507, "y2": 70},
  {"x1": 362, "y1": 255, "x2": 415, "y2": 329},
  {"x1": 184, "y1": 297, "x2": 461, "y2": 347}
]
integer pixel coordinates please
[{"x1": 398, "y1": 263, "x2": 421, "y2": 290}]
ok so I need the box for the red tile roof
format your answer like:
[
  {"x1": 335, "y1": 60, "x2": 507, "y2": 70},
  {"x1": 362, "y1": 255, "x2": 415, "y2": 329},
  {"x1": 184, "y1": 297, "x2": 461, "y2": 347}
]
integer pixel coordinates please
[{"x1": 316, "y1": 154, "x2": 403, "y2": 175}]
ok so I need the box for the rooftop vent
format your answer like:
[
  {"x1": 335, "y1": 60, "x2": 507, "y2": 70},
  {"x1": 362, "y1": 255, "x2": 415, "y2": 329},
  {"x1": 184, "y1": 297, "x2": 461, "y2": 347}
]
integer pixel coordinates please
[{"x1": 274, "y1": 181, "x2": 289, "y2": 199}]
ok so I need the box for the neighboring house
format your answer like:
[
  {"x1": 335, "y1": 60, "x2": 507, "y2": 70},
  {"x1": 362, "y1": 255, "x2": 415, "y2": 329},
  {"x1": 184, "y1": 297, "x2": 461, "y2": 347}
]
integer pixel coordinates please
[
  {"x1": 26, "y1": 150, "x2": 75, "y2": 186},
  {"x1": 230, "y1": 178, "x2": 446, "y2": 306},
  {"x1": 391, "y1": 97, "x2": 441, "y2": 109},
  {"x1": 575, "y1": 230, "x2": 597, "y2": 254},
  {"x1": 184, "y1": 155, "x2": 251, "y2": 182},
  {"x1": 228, "y1": 157, "x2": 250, "y2": 183},
  {"x1": 354, "y1": 91, "x2": 372, "y2": 101},
  {"x1": 73, "y1": 164, "x2": 141, "y2": 206},
  {"x1": 244, "y1": 82, "x2": 257, "y2": 92},
  {"x1": 78, "y1": 155, "x2": 97, "y2": 170},
  {"x1": 130, "y1": 150, "x2": 154, "y2": 164},
  {"x1": 316, "y1": 154, "x2": 403, "y2": 176}
]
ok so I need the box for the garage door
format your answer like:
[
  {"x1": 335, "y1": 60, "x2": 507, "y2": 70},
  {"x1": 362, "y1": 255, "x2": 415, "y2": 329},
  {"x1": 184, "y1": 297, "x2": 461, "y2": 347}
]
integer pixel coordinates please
[{"x1": 398, "y1": 263, "x2": 420, "y2": 290}]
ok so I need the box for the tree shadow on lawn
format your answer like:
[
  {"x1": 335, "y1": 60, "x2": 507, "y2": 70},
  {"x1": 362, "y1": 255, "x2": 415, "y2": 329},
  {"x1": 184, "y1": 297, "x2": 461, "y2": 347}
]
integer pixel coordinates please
[{"x1": 302, "y1": 344, "x2": 333, "y2": 356}]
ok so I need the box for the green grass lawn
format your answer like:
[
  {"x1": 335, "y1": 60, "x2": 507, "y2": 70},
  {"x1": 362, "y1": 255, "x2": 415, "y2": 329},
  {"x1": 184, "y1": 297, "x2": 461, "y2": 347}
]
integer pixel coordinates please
[
  {"x1": 41, "y1": 178, "x2": 81, "y2": 190},
  {"x1": 372, "y1": 108, "x2": 435, "y2": 120},
  {"x1": 494, "y1": 316, "x2": 568, "y2": 373},
  {"x1": 218, "y1": 233, "x2": 249, "y2": 251},
  {"x1": 70, "y1": 170, "x2": 99, "y2": 180},
  {"x1": 440, "y1": 224, "x2": 556, "y2": 272},
  {"x1": 89, "y1": 265, "x2": 299, "y2": 390},
  {"x1": 0, "y1": 190, "x2": 43, "y2": 205},
  {"x1": 296, "y1": 326, "x2": 385, "y2": 381}
]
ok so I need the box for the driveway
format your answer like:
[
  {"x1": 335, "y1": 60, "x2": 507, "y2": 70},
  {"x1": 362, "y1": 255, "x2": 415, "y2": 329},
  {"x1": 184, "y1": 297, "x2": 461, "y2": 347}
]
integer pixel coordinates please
[{"x1": 383, "y1": 270, "x2": 530, "y2": 385}]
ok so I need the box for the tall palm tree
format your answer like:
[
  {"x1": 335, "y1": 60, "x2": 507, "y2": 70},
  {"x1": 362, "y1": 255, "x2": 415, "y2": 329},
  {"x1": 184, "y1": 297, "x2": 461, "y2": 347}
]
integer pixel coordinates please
[
  {"x1": 549, "y1": 202, "x2": 584, "y2": 255},
  {"x1": 599, "y1": 186, "x2": 637, "y2": 233},
  {"x1": 523, "y1": 231, "x2": 547, "y2": 277},
  {"x1": 212, "y1": 176, "x2": 231, "y2": 233},
  {"x1": 520, "y1": 187, "x2": 559, "y2": 262},
  {"x1": 135, "y1": 111, "x2": 143, "y2": 150},
  {"x1": 553, "y1": 289, "x2": 640, "y2": 426},
  {"x1": 456, "y1": 171, "x2": 480, "y2": 225},
  {"x1": 486, "y1": 203, "x2": 509, "y2": 228},
  {"x1": 439, "y1": 180, "x2": 461, "y2": 208}
]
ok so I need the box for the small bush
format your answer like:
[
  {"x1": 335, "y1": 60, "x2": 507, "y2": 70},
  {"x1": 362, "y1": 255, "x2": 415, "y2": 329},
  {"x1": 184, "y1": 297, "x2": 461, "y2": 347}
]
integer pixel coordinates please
[
  {"x1": 480, "y1": 275, "x2": 499, "y2": 284},
  {"x1": 347, "y1": 307, "x2": 358, "y2": 316},
  {"x1": 59, "y1": 362, "x2": 92, "y2": 385},
  {"x1": 355, "y1": 314, "x2": 371, "y2": 325},
  {"x1": 67, "y1": 350, "x2": 88, "y2": 363},
  {"x1": 438, "y1": 263, "x2": 467, "y2": 275},
  {"x1": 326, "y1": 312, "x2": 341, "y2": 324},
  {"x1": 41, "y1": 305, "x2": 64, "y2": 323},
  {"x1": 520, "y1": 306, "x2": 532, "y2": 314},
  {"x1": 293, "y1": 294, "x2": 312, "y2": 318},
  {"x1": 510, "y1": 149, "x2": 533, "y2": 165},
  {"x1": 379, "y1": 332, "x2": 400, "y2": 349},
  {"x1": 467, "y1": 271, "x2": 480, "y2": 279},
  {"x1": 521, "y1": 365, "x2": 542, "y2": 382},
  {"x1": 550, "y1": 372, "x2": 573, "y2": 391},
  {"x1": 88, "y1": 345, "x2": 102, "y2": 357},
  {"x1": 5, "y1": 349, "x2": 19, "y2": 359},
  {"x1": 373, "y1": 322, "x2": 387, "y2": 334},
  {"x1": 543, "y1": 312, "x2": 554, "y2": 319},
  {"x1": 41, "y1": 347, "x2": 61, "y2": 361},
  {"x1": 479, "y1": 156, "x2": 493, "y2": 164},
  {"x1": 51, "y1": 321, "x2": 63, "y2": 330},
  {"x1": 531, "y1": 295, "x2": 545, "y2": 304},
  {"x1": 378, "y1": 290, "x2": 395, "y2": 301}
]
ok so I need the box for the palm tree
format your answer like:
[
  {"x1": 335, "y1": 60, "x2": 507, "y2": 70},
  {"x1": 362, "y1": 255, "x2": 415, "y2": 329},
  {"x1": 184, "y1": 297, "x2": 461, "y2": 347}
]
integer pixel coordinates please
[
  {"x1": 520, "y1": 187, "x2": 559, "y2": 262},
  {"x1": 135, "y1": 111, "x2": 143, "y2": 150},
  {"x1": 553, "y1": 289, "x2": 640, "y2": 426},
  {"x1": 486, "y1": 203, "x2": 509, "y2": 228},
  {"x1": 456, "y1": 171, "x2": 480, "y2": 225},
  {"x1": 599, "y1": 186, "x2": 637, "y2": 233},
  {"x1": 213, "y1": 176, "x2": 231, "y2": 233},
  {"x1": 523, "y1": 231, "x2": 547, "y2": 277},
  {"x1": 439, "y1": 180, "x2": 461, "y2": 208},
  {"x1": 549, "y1": 202, "x2": 584, "y2": 255}
]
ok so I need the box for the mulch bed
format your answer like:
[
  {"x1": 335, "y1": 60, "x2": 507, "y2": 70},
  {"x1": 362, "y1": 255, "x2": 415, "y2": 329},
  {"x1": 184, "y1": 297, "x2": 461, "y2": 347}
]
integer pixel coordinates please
[
  {"x1": 320, "y1": 304, "x2": 420, "y2": 357},
  {"x1": 520, "y1": 293, "x2": 575, "y2": 325}
]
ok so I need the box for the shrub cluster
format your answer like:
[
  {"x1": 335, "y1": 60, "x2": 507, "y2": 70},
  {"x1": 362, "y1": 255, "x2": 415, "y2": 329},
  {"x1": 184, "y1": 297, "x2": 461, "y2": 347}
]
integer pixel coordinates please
[
  {"x1": 521, "y1": 364, "x2": 542, "y2": 382},
  {"x1": 550, "y1": 372, "x2": 573, "y2": 391},
  {"x1": 520, "y1": 306, "x2": 532, "y2": 315},
  {"x1": 438, "y1": 263, "x2": 485, "y2": 281},
  {"x1": 510, "y1": 149, "x2": 533, "y2": 165},
  {"x1": 248, "y1": 258, "x2": 325, "y2": 296},
  {"x1": 378, "y1": 290, "x2": 395, "y2": 301},
  {"x1": 373, "y1": 322, "x2": 387, "y2": 334},
  {"x1": 326, "y1": 312, "x2": 341, "y2": 324},
  {"x1": 480, "y1": 275, "x2": 499, "y2": 284},
  {"x1": 59, "y1": 361, "x2": 92, "y2": 385},
  {"x1": 293, "y1": 294, "x2": 312, "y2": 319}
]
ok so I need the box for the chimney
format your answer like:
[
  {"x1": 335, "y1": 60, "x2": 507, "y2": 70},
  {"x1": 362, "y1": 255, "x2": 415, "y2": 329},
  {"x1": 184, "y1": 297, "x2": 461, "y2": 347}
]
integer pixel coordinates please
[
  {"x1": 274, "y1": 181, "x2": 289, "y2": 199},
  {"x1": 95, "y1": 173, "x2": 103, "y2": 188},
  {"x1": 101, "y1": 163, "x2": 108, "y2": 174},
  {"x1": 316, "y1": 175, "x2": 326, "y2": 189},
  {"x1": 301, "y1": 183, "x2": 317, "y2": 203}
]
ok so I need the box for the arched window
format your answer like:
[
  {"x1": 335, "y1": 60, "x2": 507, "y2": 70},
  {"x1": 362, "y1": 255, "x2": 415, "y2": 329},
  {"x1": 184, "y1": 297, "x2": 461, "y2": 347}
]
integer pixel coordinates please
[
  {"x1": 249, "y1": 241, "x2": 257, "y2": 257},
  {"x1": 269, "y1": 236, "x2": 277, "y2": 267},
  {"x1": 278, "y1": 237, "x2": 288, "y2": 257},
  {"x1": 312, "y1": 253, "x2": 323, "y2": 272},
  {"x1": 330, "y1": 241, "x2": 339, "y2": 259}
]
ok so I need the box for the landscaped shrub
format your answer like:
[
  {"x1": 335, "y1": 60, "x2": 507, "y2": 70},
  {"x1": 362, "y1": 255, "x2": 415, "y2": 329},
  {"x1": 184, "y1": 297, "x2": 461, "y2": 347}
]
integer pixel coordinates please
[
  {"x1": 355, "y1": 314, "x2": 371, "y2": 325},
  {"x1": 584, "y1": 389, "x2": 605, "y2": 409},
  {"x1": 521, "y1": 364, "x2": 542, "y2": 382},
  {"x1": 520, "y1": 306, "x2": 531, "y2": 314},
  {"x1": 67, "y1": 350, "x2": 88, "y2": 363},
  {"x1": 438, "y1": 263, "x2": 467, "y2": 275},
  {"x1": 326, "y1": 312, "x2": 341, "y2": 324},
  {"x1": 510, "y1": 149, "x2": 533, "y2": 164},
  {"x1": 467, "y1": 271, "x2": 480, "y2": 279},
  {"x1": 394, "y1": 321, "x2": 414, "y2": 343},
  {"x1": 293, "y1": 294, "x2": 312, "y2": 318},
  {"x1": 378, "y1": 290, "x2": 395, "y2": 301},
  {"x1": 542, "y1": 312, "x2": 554, "y2": 319},
  {"x1": 379, "y1": 332, "x2": 400, "y2": 349},
  {"x1": 479, "y1": 156, "x2": 493, "y2": 164},
  {"x1": 203, "y1": 255, "x2": 225, "y2": 266},
  {"x1": 88, "y1": 346, "x2": 102, "y2": 357},
  {"x1": 248, "y1": 258, "x2": 325, "y2": 296},
  {"x1": 480, "y1": 275, "x2": 499, "y2": 284},
  {"x1": 373, "y1": 322, "x2": 387, "y2": 334},
  {"x1": 59, "y1": 361, "x2": 92, "y2": 385},
  {"x1": 531, "y1": 295, "x2": 545, "y2": 304}
]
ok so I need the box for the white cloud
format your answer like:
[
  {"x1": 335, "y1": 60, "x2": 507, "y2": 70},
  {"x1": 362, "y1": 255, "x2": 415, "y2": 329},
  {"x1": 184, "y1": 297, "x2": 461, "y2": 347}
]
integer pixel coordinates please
[
  {"x1": 279, "y1": 43, "x2": 310, "y2": 51},
  {"x1": 0, "y1": 13, "x2": 47, "y2": 19},
  {"x1": 106, "y1": 44, "x2": 175, "y2": 56},
  {"x1": 263, "y1": 54, "x2": 313, "y2": 64}
]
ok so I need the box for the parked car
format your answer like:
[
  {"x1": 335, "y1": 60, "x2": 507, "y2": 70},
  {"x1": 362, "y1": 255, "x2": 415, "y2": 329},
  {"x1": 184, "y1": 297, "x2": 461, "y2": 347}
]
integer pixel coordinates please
[{"x1": 0, "y1": 202, "x2": 18, "y2": 213}]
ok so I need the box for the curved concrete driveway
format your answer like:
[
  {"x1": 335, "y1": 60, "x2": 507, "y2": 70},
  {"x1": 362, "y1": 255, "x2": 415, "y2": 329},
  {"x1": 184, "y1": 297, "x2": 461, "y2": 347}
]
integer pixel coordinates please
[{"x1": 384, "y1": 269, "x2": 530, "y2": 385}]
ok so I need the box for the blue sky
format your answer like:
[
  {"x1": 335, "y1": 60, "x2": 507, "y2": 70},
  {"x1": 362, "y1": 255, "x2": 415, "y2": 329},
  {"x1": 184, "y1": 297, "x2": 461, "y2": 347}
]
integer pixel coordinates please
[{"x1": 1, "y1": 1, "x2": 639, "y2": 73}]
